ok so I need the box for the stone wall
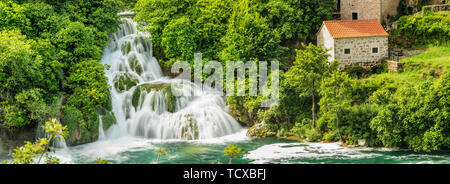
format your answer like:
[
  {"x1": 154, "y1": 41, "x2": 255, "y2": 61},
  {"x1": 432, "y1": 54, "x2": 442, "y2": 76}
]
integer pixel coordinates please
[
  {"x1": 381, "y1": 0, "x2": 401, "y2": 22},
  {"x1": 340, "y1": 0, "x2": 401, "y2": 23},
  {"x1": 335, "y1": 36, "x2": 389, "y2": 68},
  {"x1": 340, "y1": 0, "x2": 381, "y2": 21},
  {"x1": 387, "y1": 60, "x2": 404, "y2": 72}
]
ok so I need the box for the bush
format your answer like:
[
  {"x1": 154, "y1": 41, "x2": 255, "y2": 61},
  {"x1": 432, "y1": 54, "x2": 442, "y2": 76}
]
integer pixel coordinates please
[
  {"x1": 323, "y1": 131, "x2": 336, "y2": 142},
  {"x1": 305, "y1": 128, "x2": 322, "y2": 142},
  {"x1": 390, "y1": 12, "x2": 450, "y2": 48},
  {"x1": 340, "y1": 104, "x2": 380, "y2": 146}
]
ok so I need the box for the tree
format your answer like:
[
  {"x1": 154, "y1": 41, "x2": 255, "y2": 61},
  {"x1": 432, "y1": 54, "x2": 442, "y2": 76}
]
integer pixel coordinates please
[
  {"x1": 155, "y1": 147, "x2": 169, "y2": 164},
  {"x1": 319, "y1": 65, "x2": 353, "y2": 141},
  {"x1": 257, "y1": 0, "x2": 334, "y2": 43},
  {"x1": 0, "y1": 30, "x2": 50, "y2": 128},
  {"x1": 0, "y1": 1, "x2": 31, "y2": 34},
  {"x1": 223, "y1": 144, "x2": 244, "y2": 164},
  {"x1": 370, "y1": 73, "x2": 450, "y2": 151},
  {"x1": 285, "y1": 43, "x2": 330, "y2": 128},
  {"x1": 161, "y1": 17, "x2": 198, "y2": 63},
  {"x1": 2, "y1": 118, "x2": 68, "y2": 164},
  {"x1": 54, "y1": 22, "x2": 104, "y2": 67},
  {"x1": 219, "y1": 0, "x2": 284, "y2": 62},
  {"x1": 134, "y1": 0, "x2": 197, "y2": 47},
  {"x1": 194, "y1": 0, "x2": 234, "y2": 60}
]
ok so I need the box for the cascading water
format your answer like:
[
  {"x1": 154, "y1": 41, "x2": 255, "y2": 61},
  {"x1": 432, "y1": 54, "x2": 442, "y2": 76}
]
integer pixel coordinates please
[{"x1": 100, "y1": 18, "x2": 242, "y2": 140}]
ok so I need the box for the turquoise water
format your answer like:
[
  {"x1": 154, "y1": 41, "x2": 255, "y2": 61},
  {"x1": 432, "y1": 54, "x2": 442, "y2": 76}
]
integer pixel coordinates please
[{"x1": 51, "y1": 131, "x2": 450, "y2": 164}]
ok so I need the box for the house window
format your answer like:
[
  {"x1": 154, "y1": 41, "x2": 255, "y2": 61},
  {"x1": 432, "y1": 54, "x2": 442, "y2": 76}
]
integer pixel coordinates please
[
  {"x1": 344, "y1": 48, "x2": 351, "y2": 54},
  {"x1": 352, "y1": 12, "x2": 358, "y2": 20},
  {"x1": 372, "y1": 47, "x2": 379, "y2": 54}
]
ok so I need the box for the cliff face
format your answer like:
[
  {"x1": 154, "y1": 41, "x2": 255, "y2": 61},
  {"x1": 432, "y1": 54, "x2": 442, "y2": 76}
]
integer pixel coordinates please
[{"x1": 0, "y1": 124, "x2": 37, "y2": 156}]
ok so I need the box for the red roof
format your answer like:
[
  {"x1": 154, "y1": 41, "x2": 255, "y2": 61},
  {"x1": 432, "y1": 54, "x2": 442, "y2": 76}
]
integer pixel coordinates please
[{"x1": 323, "y1": 20, "x2": 389, "y2": 39}]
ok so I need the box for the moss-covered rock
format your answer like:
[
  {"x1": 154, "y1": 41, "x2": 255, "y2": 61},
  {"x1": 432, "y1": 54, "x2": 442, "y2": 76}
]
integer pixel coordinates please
[
  {"x1": 121, "y1": 41, "x2": 131, "y2": 55},
  {"x1": 131, "y1": 83, "x2": 177, "y2": 113},
  {"x1": 113, "y1": 73, "x2": 139, "y2": 92},
  {"x1": 247, "y1": 122, "x2": 270, "y2": 138},
  {"x1": 61, "y1": 106, "x2": 100, "y2": 146},
  {"x1": 101, "y1": 112, "x2": 117, "y2": 131},
  {"x1": 181, "y1": 114, "x2": 199, "y2": 140},
  {"x1": 128, "y1": 54, "x2": 143, "y2": 75},
  {"x1": 165, "y1": 85, "x2": 177, "y2": 113},
  {"x1": 131, "y1": 86, "x2": 141, "y2": 110},
  {"x1": 133, "y1": 36, "x2": 151, "y2": 53}
]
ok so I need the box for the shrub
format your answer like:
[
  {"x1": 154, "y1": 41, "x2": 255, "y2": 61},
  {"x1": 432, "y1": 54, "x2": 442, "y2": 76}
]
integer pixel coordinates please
[
  {"x1": 305, "y1": 128, "x2": 322, "y2": 142},
  {"x1": 323, "y1": 131, "x2": 336, "y2": 142}
]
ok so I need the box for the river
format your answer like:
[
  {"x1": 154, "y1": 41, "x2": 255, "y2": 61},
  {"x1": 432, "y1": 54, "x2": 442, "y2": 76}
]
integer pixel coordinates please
[{"x1": 33, "y1": 17, "x2": 450, "y2": 164}]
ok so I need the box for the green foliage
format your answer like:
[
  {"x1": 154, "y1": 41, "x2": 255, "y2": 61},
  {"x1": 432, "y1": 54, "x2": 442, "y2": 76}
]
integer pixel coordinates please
[
  {"x1": 370, "y1": 73, "x2": 450, "y2": 152},
  {"x1": 305, "y1": 127, "x2": 322, "y2": 142},
  {"x1": 0, "y1": 30, "x2": 43, "y2": 96},
  {"x1": 95, "y1": 158, "x2": 112, "y2": 164},
  {"x1": 339, "y1": 104, "x2": 380, "y2": 146},
  {"x1": 3, "y1": 118, "x2": 67, "y2": 164},
  {"x1": 155, "y1": 147, "x2": 169, "y2": 164},
  {"x1": 223, "y1": 144, "x2": 244, "y2": 164},
  {"x1": 161, "y1": 17, "x2": 198, "y2": 62},
  {"x1": 219, "y1": 0, "x2": 284, "y2": 62},
  {"x1": 66, "y1": 60, "x2": 110, "y2": 110},
  {"x1": 54, "y1": 22, "x2": 104, "y2": 67},
  {"x1": 0, "y1": 0, "x2": 120, "y2": 147},
  {"x1": 0, "y1": 30, "x2": 53, "y2": 128},
  {"x1": 390, "y1": 12, "x2": 450, "y2": 48},
  {"x1": 61, "y1": 106, "x2": 83, "y2": 136},
  {"x1": 285, "y1": 43, "x2": 331, "y2": 127},
  {"x1": 134, "y1": 0, "x2": 334, "y2": 67},
  {"x1": 101, "y1": 112, "x2": 117, "y2": 131},
  {"x1": 22, "y1": 2, "x2": 70, "y2": 39},
  {"x1": 260, "y1": 0, "x2": 334, "y2": 42},
  {"x1": 319, "y1": 65, "x2": 352, "y2": 141},
  {"x1": 0, "y1": 1, "x2": 31, "y2": 33},
  {"x1": 323, "y1": 131, "x2": 336, "y2": 142}
]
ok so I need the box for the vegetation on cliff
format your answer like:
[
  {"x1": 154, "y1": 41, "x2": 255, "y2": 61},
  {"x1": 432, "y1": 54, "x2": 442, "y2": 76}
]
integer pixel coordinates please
[{"x1": 0, "y1": 0, "x2": 133, "y2": 146}]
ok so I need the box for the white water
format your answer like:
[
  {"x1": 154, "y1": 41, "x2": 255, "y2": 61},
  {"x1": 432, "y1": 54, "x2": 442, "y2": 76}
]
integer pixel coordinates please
[{"x1": 99, "y1": 18, "x2": 242, "y2": 140}]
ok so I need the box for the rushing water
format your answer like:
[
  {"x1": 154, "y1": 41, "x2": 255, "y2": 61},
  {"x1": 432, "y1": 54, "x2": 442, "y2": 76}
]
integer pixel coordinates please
[
  {"x1": 99, "y1": 18, "x2": 242, "y2": 140},
  {"x1": 38, "y1": 18, "x2": 450, "y2": 164},
  {"x1": 51, "y1": 134, "x2": 450, "y2": 164}
]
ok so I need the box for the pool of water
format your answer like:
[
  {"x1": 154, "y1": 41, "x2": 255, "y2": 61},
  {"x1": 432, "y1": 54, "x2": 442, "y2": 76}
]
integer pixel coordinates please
[{"x1": 50, "y1": 130, "x2": 450, "y2": 164}]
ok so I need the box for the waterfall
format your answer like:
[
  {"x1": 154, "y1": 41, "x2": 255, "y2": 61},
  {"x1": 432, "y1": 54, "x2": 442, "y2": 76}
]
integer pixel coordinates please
[
  {"x1": 98, "y1": 115, "x2": 105, "y2": 140},
  {"x1": 99, "y1": 18, "x2": 242, "y2": 140}
]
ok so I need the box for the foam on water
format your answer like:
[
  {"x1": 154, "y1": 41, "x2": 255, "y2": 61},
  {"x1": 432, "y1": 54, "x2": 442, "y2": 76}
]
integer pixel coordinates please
[{"x1": 244, "y1": 142, "x2": 384, "y2": 164}]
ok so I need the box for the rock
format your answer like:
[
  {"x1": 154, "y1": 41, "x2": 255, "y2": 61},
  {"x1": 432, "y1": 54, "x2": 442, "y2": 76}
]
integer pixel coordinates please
[
  {"x1": 246, "y1": 121, "x2": 269, "y2": 138},
  {"x1": 121, "y1": 41, "x2": 131, "y2": 55},
  {"x1": 387, "y1": 60, "x2": 404, "y2": 72},
  {"x1": 128, "y1": 54, "x2": 143, "y2": 75},
  {"x1": 358, "y1": 139, "x2": 366, "y2": 146},
  {"x1": 101, "y1": 112, "x2": 117, "y2": 131},
  {"x1": 61, "y1": 106, "x2": 100, "y2": 146},
  {"x1": 113, "y1": 73, "x2": 139, "y2": 92},
  {"x1": 180, "y1": 114, "x2": 199, "y2": 140},
  {"x1": 131, "y1": 83, "x2": 177, "y2": 113}
]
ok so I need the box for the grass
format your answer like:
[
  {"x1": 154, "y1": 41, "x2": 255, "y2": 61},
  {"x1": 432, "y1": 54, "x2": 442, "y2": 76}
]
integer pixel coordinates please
[
  {"x1": 367, "y1": 45, "x2": 450, "y2": 87},
  {"x1": 401, "y1": 45, "x2": 450, "y2": 70}
]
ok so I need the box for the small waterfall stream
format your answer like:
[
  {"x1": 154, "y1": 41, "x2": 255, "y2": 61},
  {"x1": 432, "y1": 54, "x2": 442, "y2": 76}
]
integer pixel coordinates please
[{"x1": 99, "y1": 18, "x2": 242, "y2": 140}]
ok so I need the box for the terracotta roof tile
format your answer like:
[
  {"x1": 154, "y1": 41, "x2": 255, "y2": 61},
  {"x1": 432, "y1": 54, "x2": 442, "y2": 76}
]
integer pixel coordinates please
[{"x1": 323, "y1": 20, "x2": 389, "y2": 39}]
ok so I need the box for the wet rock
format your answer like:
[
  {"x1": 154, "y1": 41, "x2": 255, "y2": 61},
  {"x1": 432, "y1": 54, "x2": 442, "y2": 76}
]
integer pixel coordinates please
[
  {"x1": 113, "y1": 73, "x2": 139, "y2": 92},
  {"x1": 247, "y1": 121, "x2": 269, "y2": 138}
]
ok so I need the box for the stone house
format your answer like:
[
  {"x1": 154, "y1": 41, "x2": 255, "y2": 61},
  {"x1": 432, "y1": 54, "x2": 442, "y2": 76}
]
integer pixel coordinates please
[
  {"x1": 317, "y1": 19, "x2": 389, "y2": 68},
  {"x1": 337, "y1": 0, "x2": 401, "y2": 23}
]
